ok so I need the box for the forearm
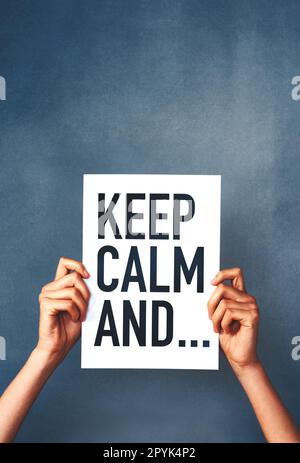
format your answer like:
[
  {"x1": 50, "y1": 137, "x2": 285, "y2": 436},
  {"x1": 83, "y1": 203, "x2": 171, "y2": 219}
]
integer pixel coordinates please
[
  {"x1": 232, "y1": 361, "x2": 300, "y2": 443},
  {"x1": 0, "y1": 348, "x2": 60, "y2": 442}
]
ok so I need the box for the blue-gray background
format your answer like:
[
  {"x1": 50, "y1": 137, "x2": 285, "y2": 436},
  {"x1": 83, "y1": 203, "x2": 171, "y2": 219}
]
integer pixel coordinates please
[{"x1": 0, "y1": 0, "x2": 299, "y2": 443}]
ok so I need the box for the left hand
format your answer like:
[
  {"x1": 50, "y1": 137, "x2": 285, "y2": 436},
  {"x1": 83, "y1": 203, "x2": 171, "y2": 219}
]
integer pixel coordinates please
[{"x1": 36, "y1": 257, "x2": 90, "y2": 362}]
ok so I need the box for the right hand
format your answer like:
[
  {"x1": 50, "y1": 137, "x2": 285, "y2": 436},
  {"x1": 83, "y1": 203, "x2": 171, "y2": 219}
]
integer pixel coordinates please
[
  {"x1": 36, "y1": 257, "x2": 90, "y2": 362},
  {"x1": 207, "y1": 267, "x2": 259, "y2": 373}
]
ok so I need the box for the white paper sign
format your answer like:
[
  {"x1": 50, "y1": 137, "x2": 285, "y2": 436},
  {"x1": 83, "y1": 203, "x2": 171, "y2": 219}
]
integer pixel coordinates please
[{"x1": 82, "y1": 174, "x2": 221, "y2": 370}]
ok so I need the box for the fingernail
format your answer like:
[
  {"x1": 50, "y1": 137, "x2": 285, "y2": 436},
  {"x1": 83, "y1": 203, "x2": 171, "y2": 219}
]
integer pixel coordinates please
[
  {"x1": 83, "y1": 269, "x2": 90, "y2": 278},
  {"x1": 211, "y1": 278, "x2": 217, "y2": 284}
]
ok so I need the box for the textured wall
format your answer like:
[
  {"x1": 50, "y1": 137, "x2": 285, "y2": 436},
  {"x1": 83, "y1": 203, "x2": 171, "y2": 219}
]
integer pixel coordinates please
[{"x1": 0, "y1": 0, "x2": 299, "y2": 442}]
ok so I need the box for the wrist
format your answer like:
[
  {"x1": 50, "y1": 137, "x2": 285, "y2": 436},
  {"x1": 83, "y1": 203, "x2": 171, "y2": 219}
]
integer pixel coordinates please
[
  {"x1": 31, "y1": 346, "x2": 64, "y2": 371},
  {"x1": 229, "y1": 358, "x2": 263, "y2": 381}
]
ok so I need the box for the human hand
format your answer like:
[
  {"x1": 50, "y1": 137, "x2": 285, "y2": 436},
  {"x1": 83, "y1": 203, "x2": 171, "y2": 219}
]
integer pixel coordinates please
[
  {"x1": 207, "y1": 268, "x2": 259, "y2": 373},
  {"x1": 36, "y1": 257, "x2": 90, "y2": 363}
]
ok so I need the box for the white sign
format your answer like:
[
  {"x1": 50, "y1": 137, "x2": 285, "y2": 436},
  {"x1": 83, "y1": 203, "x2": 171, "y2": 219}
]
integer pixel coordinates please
[{"x1": 82, "y1": 174, "x2": 221, "y2": 370}]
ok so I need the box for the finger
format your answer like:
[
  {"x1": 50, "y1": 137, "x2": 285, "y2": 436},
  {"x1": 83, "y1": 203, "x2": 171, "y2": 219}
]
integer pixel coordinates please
[
  {"x1": 211, "y1": 299, "x2": 227, "y2": 333},
  {"x1": 55, "y1": 257, "x2": 90, "y2": 281},
  {"x1": 221, "y1": 308, "x2": 259, "y2": 334},
  {"x1": 42, "y1": 272, "x2": 90, "y2": 301},
  {"x1": 41, "y1": 288, "x2": 87, "y2": 320},
  {"x1": 207, "y1": 283, "x2": 254, "y2": 319},
  {"x1": 211, "y1": 299, "x2": 256, "y2": 333},
  {"x1": 40, "y1": 297, "x2": 81, "y2": 323},
  {"x1": 211, "y1": 267, "x2": 245, "y2": 291}
]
